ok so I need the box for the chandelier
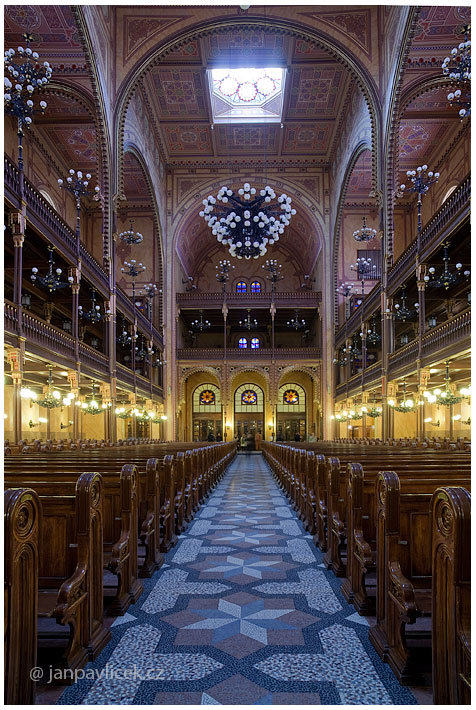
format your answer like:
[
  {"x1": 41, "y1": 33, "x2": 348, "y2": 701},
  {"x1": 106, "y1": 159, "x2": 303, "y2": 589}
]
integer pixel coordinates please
[
  {"x1": 336, "y1": 281, "x2": 355, "y2": 299},
  {"x1": 353, "y1": 216, "x2": 377, "y2": 242},
  {"x1": 121, "y1": 259, "x2": 146, "y2": 278},
  {"x1": 37, "y1": 366, "x2": 62, "y2": 409},
  {"x1": 348, "y1": 336, "x2": 362, "y2": 359},
  {"x1": 364, "y1": 317, "x2": 381, "y2": 345},
  {"x1": 216, "y1": 259, "x2": 235, "y2": 290},
  {"x1": 442, "y1": 24, "x2": 471, "y2": 118},
  {"x1": 262, "y1": 259, "x2": 283, "y2": 292},
  {"x1": 116, "y1": 315, "x2": 133, "y2": 346},
  {"x1": 58, "y1": 170, "x2": 100, "y2": 244},
  {"x1": 350, "y1": 256, "x2": 377, "y2": 280},
  {"x1": 115, "y1": 406, "x2": 130, "y2": 419},
  {"x1": 138, "y1": 282, "x2": 161, "y2": 319},
  {"x1": 190, "y1": 310, "x2": 210, "y2": 332},
  {"x1": 31, "y1": 246, "x2": 74, "y2": 292},
  {"x1": 239, "y1": 309, "x2": 258, "y2": 330},
  {"x1": 81, "y1": 382, "x2": 103, "y2": 415},
  {"x1": 286, "y1": 309, "x2": 306, "y2": 330},
  {"x1": 135, "y1": 335, "x2": 149, "y2": 362},
  {"x1": 199, "y1": 182, "x2": 296, "y2": 259},
  {"x1": 397, "y1": 165, "x2": 439, "y2": 236},
  {"x1": 388, "y1": 381, "x2": 415, "y2": 413},
  {"x1": 119, "y1": 221, "x2": 143, "y2": 245},
  {"x1": 393, "y1": 286, "x2": 419, "y2": 322},
  {"x1": 78, "y1": 289, "x2": 108, "y2": 323},
  {"x1": 424, "y1": 242, "x2": 469, "y2": 290},
  {"x1": 333, "y1": 346, "x2": 349, "y2": 367},
  {"x1": 365, "y1": 406, "x2": 382, "y2": 418},
  {"x1": 434, "y1": 361, "x2": 463, "y2": 406},
  {"x1": 151, "y1": 351, "x2": 166, "y2": 368},
  {"x1": 4, "y1": 33, "x2": 51, "y2": 169}
]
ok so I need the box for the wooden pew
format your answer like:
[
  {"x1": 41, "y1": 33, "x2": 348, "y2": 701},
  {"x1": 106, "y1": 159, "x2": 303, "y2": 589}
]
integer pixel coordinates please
[
  {"x1": 431, "y1": 486, "x2": 471, "y2": 705},
  {"x1": 5, "y1": 487, "x2": 41, "y2": 705}
]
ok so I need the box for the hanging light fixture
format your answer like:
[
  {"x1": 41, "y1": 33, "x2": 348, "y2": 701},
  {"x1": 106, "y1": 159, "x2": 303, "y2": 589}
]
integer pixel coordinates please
[
  {"x1": 30, "y1": 246, "x2": 74, "y2": 292},
  {"x1": 365, "y1": 317, "x2": 381, "y2": 345},
  {"x1": 115, "y1": 406, "x2": 130, "y2": 419},
  {"x1": 190, "y1": 310, "x2": 211, "y2": 332},
  {"x1": 135, "y1": 335, "x2": 149, "y2": 362},
  {"x1": 151, "y1": 351, "x2": 166, "y2": 368},
  {"x1": 81, "y1": 382, "x2": 103, "y2": 415},
  {"x1": 121, "y1": 259, "x2": 146, "y2": 279},
  {"x1": 4, "y1": 32, "x2": 51, "y2": 170},
  {"x1": 434, "y1": 361, "x2": 463, "y2": 406},
  {"x1": 388, "y1": 380, "x2": 415, "y2": 413},
  {"x1": 333, "y1": 346, "x2": 349, "y2": 367},
  {"x1": 119, "y1": 220, "x2": 143, "y2": 245},
  {"x1": 393, "y1": 285, "x2": 419, "y2": 322},
  {"x1": 262, "y1": 259, "x2": 283, "y2": 293},
  {"x1": 36, "y1": 365, "x2": 62, "y2": 409},
  {"x1": 116, "y1": 315, "x2": 133, "y2": 346},
  {"x1": 427, "y1": 314, "x2": 438, "y2": 328},
  {"x1": 353, "y1": 216, "x2": 377, "y2": 242},
  {"x1": 78, "y1": 289, "x2": 109, "y2": 322},
  {"x1": 286, "y1": 309, "x2": 306, "y2": 330},
  {"x1": 199, "y1": 182, "x2": 296, "y2": 259},
  {"x1": 138, "y1": 282, "x2": 161, "y2": 320},
  {"x1": 350, "y1": 256, "x2": 377, "y2": 282},
  {"x1": 442, "y1": 24, "x2": 471, "y2": 118},
  {"x1": 215, "y1": 259, "x2": 235, "y2": 291},
  {"x1": 239, "y1": 309, "x2": 258, "y2": 330},
  {"x1": 424, "y1": 242, "x2": 470, "y2": 290},
  {"x1": 348, "y1": 336, "x2": 362, "y2": 359}
]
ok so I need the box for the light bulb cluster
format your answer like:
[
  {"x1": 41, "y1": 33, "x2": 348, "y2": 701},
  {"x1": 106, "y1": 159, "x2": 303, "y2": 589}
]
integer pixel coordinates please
[
  {"x1": 31, "y1": 245, "x2": 74, "y2": 293},
  {"x1": 442, "y1": 25, "x2": 471, "y2": 118},
  {"x1": 58, "y1": 169, "x2": 100, "y2": 203},
  {"x1": 199, "y1": 183, "x2": 296, "y2": 259},
  {"x1": 119, "y1": 221, "x2": 143, "y2": 245},
  {"x1": 353, "y1": 216, "x2": 377, "y2": 242},
  {"x1": 398, "y1": 165, "x2": 439, "y2": 197},
  {"x1": 4, "y1": 34, "x2": 51, "y2": 130},
  {"x1": 350, "y1": 257, "x2": 377, "y2": 277},
  {"x1": 121, "y1": 259, "x2": 146, "y2": 278}
]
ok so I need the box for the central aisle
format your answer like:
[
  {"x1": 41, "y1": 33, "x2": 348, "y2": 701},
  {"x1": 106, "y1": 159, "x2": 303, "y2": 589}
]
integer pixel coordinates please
[{"x1": 59, "y1": 454, "x2": 416, "y2": 705}]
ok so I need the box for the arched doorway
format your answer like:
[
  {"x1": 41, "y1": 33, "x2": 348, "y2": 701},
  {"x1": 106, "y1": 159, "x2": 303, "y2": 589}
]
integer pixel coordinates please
[
  {"x1": 192, "y1": 383, "x2": 222, "y2": 441},
  {"x1": 234, "y1": 383, "x2": 264, "y2": 449},
  {"x1": 277, "y1": 383, "x2": 306, "y2": 441}
]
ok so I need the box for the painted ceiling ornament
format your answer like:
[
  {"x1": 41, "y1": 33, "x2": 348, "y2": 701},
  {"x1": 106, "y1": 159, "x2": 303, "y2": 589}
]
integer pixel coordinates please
[
  {"x1": 442, "y1": 24, "x2": 471, "y2": 119},
  {"x1": 199, "y1": 182, "x2": 296, "y2": 259}
]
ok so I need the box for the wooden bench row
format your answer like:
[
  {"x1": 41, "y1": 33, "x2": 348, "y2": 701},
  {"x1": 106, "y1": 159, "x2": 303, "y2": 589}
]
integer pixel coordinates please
[
  {"x1": 4, "y1": 440, "x2": 238, "y2": 704},
  {"x1": 262, "y1": 441, "x2": 470, "y2": 704}
]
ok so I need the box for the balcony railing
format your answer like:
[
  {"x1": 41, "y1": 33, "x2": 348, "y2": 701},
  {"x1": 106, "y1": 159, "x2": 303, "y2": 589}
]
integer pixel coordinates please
[
  {"x1": 78, "y1": 342, "x2": 109, "y2": 377},
  {"x1": 421, "y1": 308, "x2": 470, "y2": 364},
  {"x1": 387, "y1": 339, "x2": 419, "y2": 377},
  {"x1": 362, "y1": 359, "x2": 382, "y2": 387},
  {"x1": 116, "y1": 362, "x2": 135, "y2": 389},
  {"x1": 4, "y1": 300, "x2": 18, "y2": 333},
  {"x1": 21, "y1": 309, "x2": 76, "y2": 360},
  {"x1": 334, "y1": 282, "x2": 381, "y2": 347},
  {"x1": 177, "y1": 347, "x2": 321, "y2": 360},
  {"x1": 4, "y1": 156, "x2": 20, "y2": 202},
  {"x1": 177, "y1": 291, "x2": 321, "y2": 307}
]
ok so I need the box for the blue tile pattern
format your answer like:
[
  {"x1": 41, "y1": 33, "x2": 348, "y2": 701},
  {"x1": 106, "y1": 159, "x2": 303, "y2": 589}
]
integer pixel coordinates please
[{"x1": 57, "y1": 454, "x2": 417, "y2": 705}]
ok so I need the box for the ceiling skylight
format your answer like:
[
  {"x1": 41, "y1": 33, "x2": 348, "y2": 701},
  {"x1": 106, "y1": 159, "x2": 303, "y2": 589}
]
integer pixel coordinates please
[{"x1": 209, "y1": 67, "x2": 285, "y2": 124}]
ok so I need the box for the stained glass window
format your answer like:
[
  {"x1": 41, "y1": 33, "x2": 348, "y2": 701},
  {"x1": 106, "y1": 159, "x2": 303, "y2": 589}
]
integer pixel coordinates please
[
  {"x1": 241, "y1": 389, "x2": 257, "y2": 405},
  {"x1": 200, "y1": 390, "x2": 215, "y2": 405},
  {"x1": 250, "y1": 281, "x2": 261, "y2": 293},
  {"x1": 251, "y1": 338, "x2": 260, "y2": 349},
  {"x1": 238, "y1": 337, "x2": 248, "y2": 349},
  {"x1": 283, "y1": 389, "x2": 299, "y2": 405},
  {"x1": 236, "y1": 281, "x2": 247, "y2": 293},
  {"x1": 212, "y1": 68, "x2": 283, "y2": 106}
]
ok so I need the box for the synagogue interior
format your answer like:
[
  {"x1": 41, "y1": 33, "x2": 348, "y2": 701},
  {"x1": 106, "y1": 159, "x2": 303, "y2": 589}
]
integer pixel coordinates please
[{"x1": 4, "y1": 3, "x2": 471, "y2": 706}]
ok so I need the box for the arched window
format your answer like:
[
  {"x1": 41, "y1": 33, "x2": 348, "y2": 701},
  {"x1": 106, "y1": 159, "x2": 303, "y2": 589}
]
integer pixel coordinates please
[
  {"x1": 250, "y1": 281, "x2": 261, "y2": 293},
  {"x1": 250, "y1": 337, "x2": 260, "y2": 349},
  {"x1": 193, "y1": 383, "x2": 221, "y2": 413},
  {"x1": 236, "y1": 281, "x2": 247, "y2": 293},
  {"x1": 238, "y1": 337, "x2": 248, "y2": 348}
]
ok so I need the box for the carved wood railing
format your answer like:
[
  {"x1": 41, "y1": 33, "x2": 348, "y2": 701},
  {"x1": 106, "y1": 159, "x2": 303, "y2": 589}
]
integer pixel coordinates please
[
  {"x1": 177, "y1": 291, "x2": 321, "y2": 307},
  {"x1": 4, "y1": 300, "x2": 18, "y2": 334},
  {"x1": 116, "y1": 362, "x2": 135, "y2": 389},
  {"x1": 177, "y1": 347, "x2": 321, "y2": 360},
  {"x1": 421, "y1": 309, "x2": 471, "y2": 364},
  {"x1": 334, "y1": 282, "x2": 381, "y2": 347},
  {"x1": 78, "y1": 342, "x2": 109, "y2": 377},
  {"x1": 21, "y1": 310, "x2": 76, "y2": 359},
  {"x1": 387, "y1": 340, "x2": 419, "y2": 377}
]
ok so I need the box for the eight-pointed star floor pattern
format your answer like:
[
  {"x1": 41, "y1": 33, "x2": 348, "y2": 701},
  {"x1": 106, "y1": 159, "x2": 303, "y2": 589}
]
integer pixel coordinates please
[{"x1": 58, "y1": 453, "x2": 417, "y2": 705}]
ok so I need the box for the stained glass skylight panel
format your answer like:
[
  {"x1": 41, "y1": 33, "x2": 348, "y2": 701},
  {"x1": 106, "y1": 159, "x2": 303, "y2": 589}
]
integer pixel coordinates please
[{"x1": 209, "y1": 67, "x2": 285, "y2": 124}]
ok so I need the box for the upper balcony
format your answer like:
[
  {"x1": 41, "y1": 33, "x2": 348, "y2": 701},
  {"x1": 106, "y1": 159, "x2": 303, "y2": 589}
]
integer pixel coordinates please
[
  {"x1": 177, "y1": 290, "x2": 321, "y2": 309},
  {"x1": 176, "y1": 346, "x2": 320, "y2": 361}
]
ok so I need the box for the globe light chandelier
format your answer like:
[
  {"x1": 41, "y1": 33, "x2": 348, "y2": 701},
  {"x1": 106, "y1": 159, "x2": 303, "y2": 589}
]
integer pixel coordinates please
[
  {"x1": 239, "y1": 309, "x2": 258, "y2": 330},
  {"x1": 431, "y1": 361, "x2": 463, "y2": 407},
  {"x1": 31, "y1": 245, "x2": 73, "y2": 292},
  {"x1": 442, "y1": 24, "x2": 471, "y2": 118},
  {"x1": 350, "y1": 256, "x2": 377, "y2": 293},
  {"x1": 262, "y1": 259, "x2": 283, "y2": 293},
  {"x1": 78, "y1": 289, "x2": 109, "y2": 323},
  {"x1": 4, "y1": 32, "x2": 51, "y2": 170},
  {"x1": 353, "y1": 216, "x2": 377, "y2": 242},
  {"x1": 364, "y1": 317, "x2": 381, "y2": 345},
  {"x1": 119, "y1": 220, "x2": 144, "y2": 245},
  {"x1": 80, "y1": 382, "x2": 103, "y2": 415},
  {"x1": 392, "y1": 285, "x2": 419, "y2": 322},
  {"x1": 286, "y1": 309, "x2": 306, "y2": 330},
  {"x1": 424, "y1": 242, "x2": 470, "y2": 290},
  {"x1": 199, "y1": 182, "x2": 296, "y2": 259},
  {"x1": 388, "y1": 380, "x2": 415, "y2": 413},
  {"x1": 215, "y1": 260, "x2": 235, "y2": 291},
  {"x1": 116, "y1": 315, "x2": 134, "y2": 346},
  {"x1": 396, "y1": 165, "x2": 439, "y2": 238},
  {"x1": 190, "y1": 310, "x2": 211, "y2": 332},
  {"x1": 57, "y1": 170, "x2": 100, "y2": 245},
  {"x1": 36, "y1": 365, "x2": 62, "y2": 409},
  {"x1": 151, "y1": 350, "x2": 166, "y2": 369}
]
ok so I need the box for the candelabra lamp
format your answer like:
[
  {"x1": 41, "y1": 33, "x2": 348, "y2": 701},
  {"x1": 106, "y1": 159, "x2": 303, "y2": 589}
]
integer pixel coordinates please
[
  {"x1": 36, "y1": 366, "x2": 62, "y2": 409},
  {"x1": 350, "y1": 257, "x2": 377, "y2": 289},
  {"x1": 393, "y1": 286, "x2": 419, "y2": 322},
  {"x1": 286, "y1": 309, "x2": 306, "y2": 330},
  {"x1": 434, "y1": 361, "x2": 463, "y2": 406},
  {"x1": 190, "y1": 310, "x2": 211, "y2": 332},
  {"x1": 365, "y1": 317, "x2": 381, "y2": 345},
  {"x1": 442, "y1": 24, "x2": 471, "y2": 118},
  {"x1": 78, "y1": 289, "x2": 109, "y2": 323},
  {"x1": 31, "y1": 246, "x2": 74, "y2": 292},
  {"x1": 199, "y1": 182, "x2": 296, "y2": 259},
  {"x1": 353, "y1": 216, "x2": 377, "y2": 242},
  {"x1": 216, "y1": 259, "x2": 235, "y2": 291},
  {"x1": 396, "y1": 165, "x2": 439, "y2": 237},
  {"x1": 135, "y1": 335, "x2": 149, "y2": 362},
  {"x1": 333, "y1": 347, "x2": 349, "y2": 367},
  {"x1": 138, "y1": 282, "x2": 161, "y2": 320},
  {"x1": 58, "y1": 170, "x2": 100, "y2": 243},
  {"x1": 388, "y1": 381, "x2": 415, "y2": 413},
  {"x1": 424, "y1": 242, "x2": 470, "y2": 290},
  {"x1": 348, "y1": 336, "x2": 362, "y2": 359},
  {"x1": 116, "y1": 315, "x2": 133, "y2": 346},
  {"x1": 119, "y1": 220, "x2": 144, "y2": 245},
  {"x1": 81, "y1": 382, "x2": 103, "y2": 415},
  {"x1": 239, "y1": 309, "x2": 258, "y2": 330},
  {"x1": 121, "y1": 259, "x2": 146, "y2": 309},
  {"x1": 262, "y1": 259, "x2": 283, "y2": 292},
  {"x1": 151, "y1": 350, "x2": 166, "y2": 368},
  {"x1": 4, "y1": 33, "x2": 51, "y2": 170}
]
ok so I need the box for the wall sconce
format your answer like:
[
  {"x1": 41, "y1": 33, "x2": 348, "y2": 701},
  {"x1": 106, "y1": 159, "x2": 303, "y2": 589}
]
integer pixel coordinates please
[
  {"x1": 424, "y1": 417, "x2": 440, "y2": 427},
  {"x1": 268, "y1": 420, "x2": 273, "y2": 430},
  {"x1": 160, "y1": 415, "x2": 168, "y2": 421},
  {"x1": 60, "y1": 420, "x2": 73, "y2": 429},
  {"x1": 21, "y1": 293, "x2": 31, "y2": 308}
]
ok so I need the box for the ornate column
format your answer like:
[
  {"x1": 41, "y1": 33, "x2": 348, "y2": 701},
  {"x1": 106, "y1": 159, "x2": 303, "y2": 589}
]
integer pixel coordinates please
[
  {"x1": 67, "y1": 369, "x2": 80, "y2": 441},
  {"x1": 7, "y1": 346, "x2": 24, "y2": 443},
  {"x1": 69, "y1": 267, "x2": 81, "y2": 362}
]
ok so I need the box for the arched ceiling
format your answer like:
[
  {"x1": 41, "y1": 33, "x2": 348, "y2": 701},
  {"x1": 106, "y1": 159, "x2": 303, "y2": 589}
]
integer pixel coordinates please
[{"x1": 344, "y1": 149, "x2": 373, "y2": 204}]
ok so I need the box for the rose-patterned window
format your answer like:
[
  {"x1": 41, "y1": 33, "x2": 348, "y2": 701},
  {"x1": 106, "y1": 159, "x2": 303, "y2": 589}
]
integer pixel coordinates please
[
  {"x1": 238, "y1": 337, "x2": 248, "y2": 348},
  {"x1": 250, "y1": 281, "x2": 261, "y2": 293},
  {"x1": 241, "y1": 389, "x2": 257, "y2": 405},
  {"x1": 236, "y1": 281, "x2": 247, "y2": 293},
  {"x1": 283, "y1": 389, "x2": 299, "y2": 405},
  {"x1": 251, "y1": 337, "x2": 260, "y2": 349},
  {"x1": 199, "y1": 390, "x2": 215, "y2": 405}
]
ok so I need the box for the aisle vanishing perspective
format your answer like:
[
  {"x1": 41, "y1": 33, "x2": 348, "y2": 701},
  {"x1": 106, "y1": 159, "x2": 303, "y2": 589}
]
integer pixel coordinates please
[{"x1": 58, "y1": 454, "x2": 417, "y2": 705}]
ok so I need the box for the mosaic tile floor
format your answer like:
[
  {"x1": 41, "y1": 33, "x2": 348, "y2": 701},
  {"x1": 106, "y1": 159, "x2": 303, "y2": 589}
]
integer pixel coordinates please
[{"x1": 58, "y1": 454, "x2": 417, "y2": 705}]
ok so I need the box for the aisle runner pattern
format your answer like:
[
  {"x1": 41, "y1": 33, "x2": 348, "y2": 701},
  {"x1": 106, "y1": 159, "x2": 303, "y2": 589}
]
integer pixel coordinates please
[{"x1": 58, "y1": 455, "x2": 417, "y2": 705}]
